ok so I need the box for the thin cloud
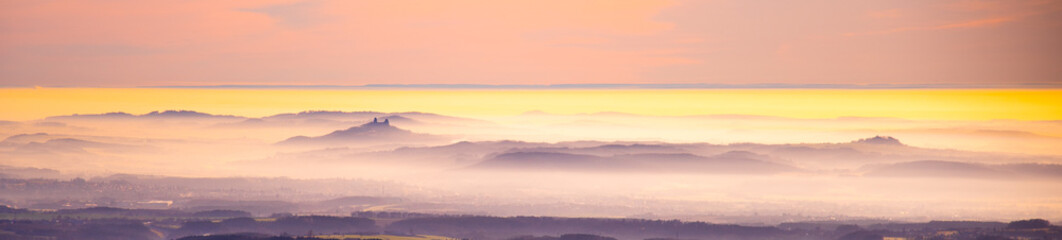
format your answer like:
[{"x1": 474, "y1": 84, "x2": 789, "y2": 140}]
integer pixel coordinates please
[
  {"x1": 3, "y1": 0, "x2": 1061, "y2": 86},
  {"x1": 935, "y1": 16, "x2": 1015, "y2": 29},
  {"x1": 844, "y1": 16, "x2": 1015, "y2": 37}
]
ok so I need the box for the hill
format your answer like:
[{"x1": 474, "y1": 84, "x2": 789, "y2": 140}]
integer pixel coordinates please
[
  {"x1": 277, "y1": 119, "x2": 450, "y2": 147},
  {"x1": 471, "y1": 151, "x2": 798, "y2": 174}
]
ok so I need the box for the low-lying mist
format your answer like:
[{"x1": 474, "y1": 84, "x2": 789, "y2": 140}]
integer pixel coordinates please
[{"x1": 2, "y1": 110, "x2": 1061, "y2": 223}]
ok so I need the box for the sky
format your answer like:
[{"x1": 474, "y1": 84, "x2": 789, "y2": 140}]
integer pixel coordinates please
[{"x1": 2, "y1": 0, "x2": 1061, "y2": 87}]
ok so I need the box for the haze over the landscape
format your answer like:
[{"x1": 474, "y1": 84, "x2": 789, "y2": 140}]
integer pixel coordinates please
[
  {"x1": 2, "y1": 1, "x2": 1062, "y2": 240},
  {"x1": 2, "y1": 108, "x2": 1061, "y2": 221}
]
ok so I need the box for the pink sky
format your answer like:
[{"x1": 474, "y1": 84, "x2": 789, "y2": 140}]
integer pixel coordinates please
[{"x1": 1, "y1": 0, "x2": 1060, "y2": 87}]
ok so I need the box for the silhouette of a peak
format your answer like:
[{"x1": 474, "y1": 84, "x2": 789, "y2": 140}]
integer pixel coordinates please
[
  {"x1": 291, "y1": 110, "x2": 384, "y2": 117},
  {"x1": 852, "y1": 136, "x2": 903, "y2": 145},
  {"x1": 47, "y1": 112, "x2": 135, "y2": 120},
  {"x1": 300, "y1": 110, "x2": 367, "y2": 115},
  {"x1": 98, "y1": 112, "x2": 135, "y2": 117},
  {"x1": 144, "y1": 110, "x2": 226, "y2": 118},
  {"x1": 49, "y1": 110, "x2": 238, "y2": 120},
  {"x1": 323, "y1": 118, "x2": 401, "y2": 136},
  {"x1": 278, "y1": 118, "x2": 448, "y2": 146},
  {"x1": 365, "y1": 117, "x2": 390, "y2": 126},
  {"x1": 5, "y1": 132, "x2": 49, "y2": 139},
  {"x1": 1, "y1": 133, "x2": 50, "y2": 144},
  {"x1": 714, "y1": 150, "x2": 772, "y2": 160}
]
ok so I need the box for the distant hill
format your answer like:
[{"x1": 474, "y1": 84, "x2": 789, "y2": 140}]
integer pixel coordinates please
[
  {"x1": 0, "y1": 164, "x2": 61, "y2": 179},
  {"x1": 265, "y1": 110, "x2": 384, "y2": 120},
  {"x1": 255, "y1": 135, "x2": 1062, "y2": 175},
  {"x1": 255, "y1": 110, "x2": 383, "y2": 124},
  {"x1": 142, "y1": 110, "x2": 239, "y2": 118},
  {"x1": 277, "y1": 119, "x2": 450, "y2": 147},
  {"x1": 46, "y1": 110, "x2": 242, "y2": 120},
  {"x1": 44, "y1": 112, "x2": 137, "y2": 120},
  {"x1": 0, "y1": 133, "x2": 52, "y2": 145},
  {"x1": 472, "y1": 150, "x2": 798, "y2": 174},
  {"x1": 510, "y1": 143, "x2": 690, "y2": 156},
  {"x1": 852, "y1": 136, "x2": 904, "y2": 145},
  {"x1": 213, "y1": 111, "x2": 486, "y2": 130},
  {"x1": 864, "y1": 160, "x2": 1062, "y2": 179},
  {"x1": 7, "y1": 137, "x2": 144, "y2": 155},
  {"x1": 476, "y1": 152, "x2": 608, "y2": 169}
]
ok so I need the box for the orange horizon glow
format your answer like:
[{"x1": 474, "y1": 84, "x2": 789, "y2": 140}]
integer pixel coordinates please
[{"x1": 1, "y1": 88, "x2": 1059, "y2": 122}]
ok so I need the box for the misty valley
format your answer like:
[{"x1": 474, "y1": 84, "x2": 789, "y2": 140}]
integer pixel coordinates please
[{"x1": 2, "y1": 110, "x2": 1062, "y2": 240}]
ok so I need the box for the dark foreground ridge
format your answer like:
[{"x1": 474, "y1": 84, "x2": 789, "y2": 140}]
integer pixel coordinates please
[{"x1": 1, "y1": 206, "x2": 1060, "y2": 240}]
